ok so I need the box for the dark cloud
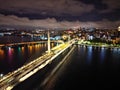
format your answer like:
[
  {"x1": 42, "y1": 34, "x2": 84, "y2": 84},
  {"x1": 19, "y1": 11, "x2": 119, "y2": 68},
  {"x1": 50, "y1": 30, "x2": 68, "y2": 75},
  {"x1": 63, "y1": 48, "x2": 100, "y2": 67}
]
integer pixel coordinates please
[
  {"x1": 0, "y1": 0, "x2": 94, "y2": 15},
  {"x1": 102, "y1": 0, "x2": 120, "y2": 9},
  {"x1": 0, "y1": 0, "x2": 119, "y2": 29},
  {"x1": 78, "y1": 0, "x2": 107, "y2": 10},
  {"x1": 0, "y1": 14, "x2": 119, "y2": 29}
]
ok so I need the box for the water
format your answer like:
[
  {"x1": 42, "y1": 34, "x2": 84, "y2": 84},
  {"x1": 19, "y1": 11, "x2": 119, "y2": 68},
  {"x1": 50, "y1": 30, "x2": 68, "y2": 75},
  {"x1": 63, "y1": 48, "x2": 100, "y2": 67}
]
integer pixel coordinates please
[
  {"x1": 50, "y1": 45, "x2": 120, "y2": 90},
  {"x1": 0, "y1": 43, "x2": 55, "y2": 75},
  {"x1": 21, "y1": 45, "x2": 120, "y2": 90},
  {"x1": 1, "y1": 40, "x2": 120, "y2": 89}
]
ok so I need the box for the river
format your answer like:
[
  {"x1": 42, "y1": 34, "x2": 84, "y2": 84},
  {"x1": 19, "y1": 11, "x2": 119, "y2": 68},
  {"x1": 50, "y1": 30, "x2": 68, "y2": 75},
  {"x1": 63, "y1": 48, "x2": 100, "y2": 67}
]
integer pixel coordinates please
[
  {"x1": 0, "y1": 40, "x2": 120, "y2": 89},
  {"x1": 0, "y1": 42, "x2": 55, "y2": 75},
  {"x1": 51, "y1": 45, "x2": 120, "y2": 90},
  {"x1": 15, "y1": 45, "x2": 120, "y2": 90}
]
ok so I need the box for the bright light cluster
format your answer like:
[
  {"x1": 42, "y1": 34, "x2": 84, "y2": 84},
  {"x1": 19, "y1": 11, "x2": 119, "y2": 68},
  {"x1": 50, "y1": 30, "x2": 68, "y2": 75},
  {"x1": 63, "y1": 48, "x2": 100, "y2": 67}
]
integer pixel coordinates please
[{"x1": 118, "y1": 26, "x2": 120, "y2": 31}]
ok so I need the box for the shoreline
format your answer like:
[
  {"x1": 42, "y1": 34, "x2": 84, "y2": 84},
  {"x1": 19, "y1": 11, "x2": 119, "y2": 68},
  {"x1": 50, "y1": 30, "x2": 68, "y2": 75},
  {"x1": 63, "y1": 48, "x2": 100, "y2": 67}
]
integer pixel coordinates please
[{"x1": 76, "y1": 40, "x2": 120, "y2": 49}]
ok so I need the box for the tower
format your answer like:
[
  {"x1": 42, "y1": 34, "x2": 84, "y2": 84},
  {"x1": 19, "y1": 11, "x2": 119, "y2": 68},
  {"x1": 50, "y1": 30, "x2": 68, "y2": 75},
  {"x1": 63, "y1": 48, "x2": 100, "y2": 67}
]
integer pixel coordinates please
[
  {"x1": 117, "y1": 26, "x2": 120, "y2": 37},
  {"x1": 47, "y1": 30, "x2": 51, "y2": 53}
]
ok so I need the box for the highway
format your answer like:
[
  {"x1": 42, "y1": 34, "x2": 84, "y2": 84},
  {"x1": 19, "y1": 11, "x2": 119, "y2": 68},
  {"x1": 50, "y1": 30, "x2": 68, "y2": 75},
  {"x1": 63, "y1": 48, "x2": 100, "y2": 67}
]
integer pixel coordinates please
[
  {"x1": 0, "y1": 39, "x2": 76, "y2": 90},
  {"x1": 0, "y1": 40, "x2": 64, "y2": 47}
]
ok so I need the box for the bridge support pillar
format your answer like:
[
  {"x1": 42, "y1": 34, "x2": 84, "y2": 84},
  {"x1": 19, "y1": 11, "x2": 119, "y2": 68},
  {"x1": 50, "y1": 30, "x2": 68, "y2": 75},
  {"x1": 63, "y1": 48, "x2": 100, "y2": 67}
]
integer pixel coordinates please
[{"x1": 47, "y1": 30, "x2": 51, "y2": 53}]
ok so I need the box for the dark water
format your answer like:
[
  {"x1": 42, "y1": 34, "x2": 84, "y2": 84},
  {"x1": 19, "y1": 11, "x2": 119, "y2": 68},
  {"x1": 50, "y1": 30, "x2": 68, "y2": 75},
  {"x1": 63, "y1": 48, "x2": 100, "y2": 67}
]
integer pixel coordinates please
[
  {"x1": 1, "y1": 40, "x2": 120, "y2": 90},
  {"x1": 51, "y1": 45, "x2": 120, "y2": 90},
  {"x1": 0, "y1": 43, "x2": 55, "y2": 75},
  {"x1": 18, "y1": 45, "x2": 120, "y2": 90}
]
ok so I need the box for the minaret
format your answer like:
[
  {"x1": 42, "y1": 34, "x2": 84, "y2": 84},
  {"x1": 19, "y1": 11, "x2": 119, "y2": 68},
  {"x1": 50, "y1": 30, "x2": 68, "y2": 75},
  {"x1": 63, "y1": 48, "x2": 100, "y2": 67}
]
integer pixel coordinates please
[{"x1": 47, "y1": 30, "x2": 51, "y2": 53}]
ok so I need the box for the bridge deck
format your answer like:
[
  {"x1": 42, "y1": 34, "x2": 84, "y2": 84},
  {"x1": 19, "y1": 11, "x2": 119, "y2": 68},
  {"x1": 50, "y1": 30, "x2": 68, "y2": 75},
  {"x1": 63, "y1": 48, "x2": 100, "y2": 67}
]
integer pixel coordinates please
[
  {"x1": 0, "y1": 39, "x2": 76, "y2": 90},
  {"x1": 0, "y1": 40, "x2": 63, "y2": 47}
]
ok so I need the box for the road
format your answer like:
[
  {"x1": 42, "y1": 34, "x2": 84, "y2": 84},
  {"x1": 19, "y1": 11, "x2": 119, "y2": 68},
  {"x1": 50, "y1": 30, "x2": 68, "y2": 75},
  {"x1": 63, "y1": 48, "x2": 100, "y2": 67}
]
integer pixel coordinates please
[
  {"x1": 0, "y1": 40, "x2": 64, "y2": 47},
  {"x1": 0, "y1": 39, "x2": 76, "y2": 90}
]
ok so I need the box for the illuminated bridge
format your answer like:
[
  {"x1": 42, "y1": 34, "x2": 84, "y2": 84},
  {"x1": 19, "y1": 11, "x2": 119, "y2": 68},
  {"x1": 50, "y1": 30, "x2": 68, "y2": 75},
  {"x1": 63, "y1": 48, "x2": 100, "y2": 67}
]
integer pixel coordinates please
[
  {"x1": 0, "y1": 40, "x2": 64, "y2": 47},
  {"x1": 0, "y1": 31, "x2": 76, "y2": 90}
]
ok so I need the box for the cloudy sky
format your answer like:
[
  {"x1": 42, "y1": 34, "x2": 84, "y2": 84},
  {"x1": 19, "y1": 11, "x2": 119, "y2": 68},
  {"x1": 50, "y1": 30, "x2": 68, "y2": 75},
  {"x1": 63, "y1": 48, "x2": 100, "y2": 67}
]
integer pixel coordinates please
[{"x1": 0, "y1": 0, "x2": 120, "y2": 29}]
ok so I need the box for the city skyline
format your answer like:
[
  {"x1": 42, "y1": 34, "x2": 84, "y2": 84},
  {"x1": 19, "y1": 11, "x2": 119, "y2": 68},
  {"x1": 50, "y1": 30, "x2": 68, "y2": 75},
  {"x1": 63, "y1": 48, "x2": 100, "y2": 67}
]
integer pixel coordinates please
[{"x1": 0, "y1": 0, "x2": 120, "y2": 29}]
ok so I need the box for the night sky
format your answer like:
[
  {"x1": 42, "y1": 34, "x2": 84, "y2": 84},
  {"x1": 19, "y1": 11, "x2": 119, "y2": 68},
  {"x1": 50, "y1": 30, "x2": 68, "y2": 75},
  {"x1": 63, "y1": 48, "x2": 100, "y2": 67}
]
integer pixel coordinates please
[{"x1": 0, "y1": 0, "x2": 120, "y2": 29}]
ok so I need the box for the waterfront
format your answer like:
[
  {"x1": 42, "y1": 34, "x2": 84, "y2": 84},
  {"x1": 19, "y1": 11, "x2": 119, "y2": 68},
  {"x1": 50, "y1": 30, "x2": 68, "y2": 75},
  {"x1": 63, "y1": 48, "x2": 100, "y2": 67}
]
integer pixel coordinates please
[
  {"x1": 50, "y1": 45, "x2": 120, "y2": 90},
  {"x1": 0, "y1": 0, "x2": 120, "y2": 89},
  {"x1": 0, "y1": 42, "x2": 55, "y2": 75},
  {"x1": 12, "y1": 44, "x2": 120, "y2": 90},
  {"x1": 0, "y1": 41, "x2": 120, "y2": 89}
]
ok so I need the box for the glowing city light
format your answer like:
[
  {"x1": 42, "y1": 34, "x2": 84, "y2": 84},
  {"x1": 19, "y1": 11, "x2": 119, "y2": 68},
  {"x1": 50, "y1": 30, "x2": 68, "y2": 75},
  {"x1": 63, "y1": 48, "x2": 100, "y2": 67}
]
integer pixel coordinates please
[{"x1": 118, "y1": 26, "x2": 120, "y2": 31}]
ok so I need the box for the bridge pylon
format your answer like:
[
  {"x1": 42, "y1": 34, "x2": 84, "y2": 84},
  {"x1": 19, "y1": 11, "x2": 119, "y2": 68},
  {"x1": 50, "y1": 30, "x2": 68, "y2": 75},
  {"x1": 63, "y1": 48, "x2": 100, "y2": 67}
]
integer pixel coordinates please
[{"x1": 47, "y1": 30, "x2": 51, "y2": 53}]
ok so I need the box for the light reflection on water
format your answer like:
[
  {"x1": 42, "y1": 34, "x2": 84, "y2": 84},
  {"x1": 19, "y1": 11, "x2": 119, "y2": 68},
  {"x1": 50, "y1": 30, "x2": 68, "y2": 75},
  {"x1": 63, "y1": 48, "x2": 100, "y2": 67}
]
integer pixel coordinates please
[
  {"x1": 8, "y1": 47, "x2": 13, "y2": 65},
  {"x1": 86, "y1": 46, "x2": 92, "y2": 64},
  {"x1": 77, "y1": 45, "x2": 120, "y2": 66},
  {"x1": 111, "y1": 48, "x2": 120, "y2": 65},
  {"x1": 0, "y1": 48, "x2": 4, "y2": 60},
  {"x1": 0, "y1": 43, "x2": 55, "y2": 75},
  {"x1": 53, "y1": 45, "x2": 120, "y2": 90},
  {"x1": 100, "y1": 47, "x2": 106, "y2": 64}
]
